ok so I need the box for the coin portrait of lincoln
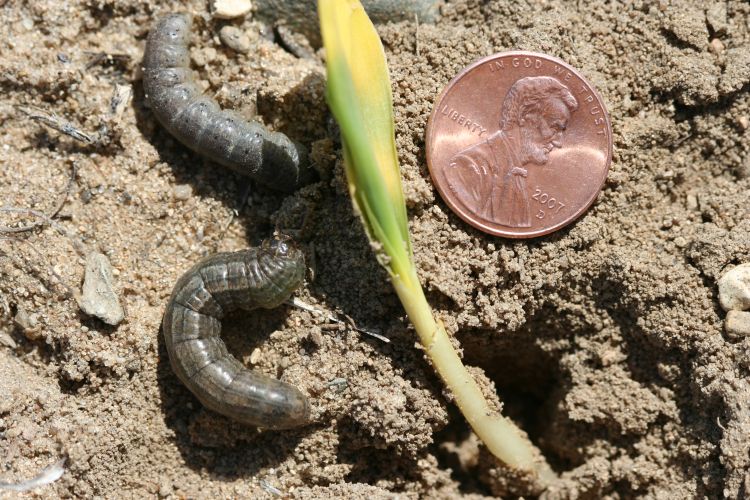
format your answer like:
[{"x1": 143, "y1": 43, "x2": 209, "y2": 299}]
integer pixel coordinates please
[{"x1": 445, "y1": 76, "x2": 579, "y2": 228}]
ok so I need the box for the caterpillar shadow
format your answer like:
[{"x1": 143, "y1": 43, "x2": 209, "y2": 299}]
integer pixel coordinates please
[{"x1": 156, "y1": 305, "x2": 317, "y2": 479}]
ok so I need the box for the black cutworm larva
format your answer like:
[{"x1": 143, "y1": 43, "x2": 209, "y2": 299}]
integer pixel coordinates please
[
  {"x1": 162, "y1": 237, "x2": 311, "y2": 429},
  {"x1": 143, "y1": 13, "x2": 312, "y2": 192}
]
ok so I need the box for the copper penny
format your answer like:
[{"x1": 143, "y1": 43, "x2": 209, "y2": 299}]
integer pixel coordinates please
[{"x1": 425, "y1": 51, "x2": 612, "y2": 238}]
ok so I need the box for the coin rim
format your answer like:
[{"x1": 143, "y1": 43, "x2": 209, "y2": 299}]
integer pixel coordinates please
[{"x1": 425, "y1": 50, "x2": 613, "y2": 239}]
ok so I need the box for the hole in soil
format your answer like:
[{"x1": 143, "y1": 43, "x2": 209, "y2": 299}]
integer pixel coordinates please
[
  {"x1": 336, "y1": 417, "x2": 419, "y2": 491},
  {"x1": 432, "y1": 409, "x2": 492, "y2": 497},
  {"x1": 457, "y1": 329, "x2": 574, "y2": 472}
]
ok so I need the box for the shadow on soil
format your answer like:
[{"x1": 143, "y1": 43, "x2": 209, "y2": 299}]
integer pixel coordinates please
[{"x1": 155, "y1": 307, "x2": 317, "y2": 480}]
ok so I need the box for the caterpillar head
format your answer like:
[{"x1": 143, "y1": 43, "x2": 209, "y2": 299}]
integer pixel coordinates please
[{"x1": 255, "y1": 235, "x2": 306, "y2": 308}]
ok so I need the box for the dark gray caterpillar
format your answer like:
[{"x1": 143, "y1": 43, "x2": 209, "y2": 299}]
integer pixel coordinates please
[
  {"x1": 162, "y1": 237, "x2": 310, "y2": 429},
  {"x1": 143, "y1": 13, "x2": 312, "y2": 192}
]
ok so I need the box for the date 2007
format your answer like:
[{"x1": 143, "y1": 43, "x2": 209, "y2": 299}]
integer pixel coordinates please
[{"x1": 532, "y1": 187, "x2": 565, "y2": 219}]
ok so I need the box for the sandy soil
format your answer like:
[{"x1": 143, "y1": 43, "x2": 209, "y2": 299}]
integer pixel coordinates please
[{"x1": 1, "y1": 0, "x2": 749, "y2": 498}]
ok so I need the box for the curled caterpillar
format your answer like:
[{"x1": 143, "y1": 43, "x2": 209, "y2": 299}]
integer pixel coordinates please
[
  {"x1": 143, "y1": 13, "x2": 312, "y2": 192},
  {"x1": 162, "y1": 236, "x2": 310, "y2": 429}
]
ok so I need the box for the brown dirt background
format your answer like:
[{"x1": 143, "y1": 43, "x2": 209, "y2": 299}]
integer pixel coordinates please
[{"x1": 1, "y1": 0, "x2": 749, "y2": 498}]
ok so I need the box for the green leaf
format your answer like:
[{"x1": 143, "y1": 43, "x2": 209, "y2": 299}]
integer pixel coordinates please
[{"x1": 319, "y1": 0, "x2": 412, "y2": 277}]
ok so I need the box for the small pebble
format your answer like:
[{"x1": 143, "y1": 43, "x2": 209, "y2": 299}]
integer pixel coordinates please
[
  {"x1": 219, "y1": 26, "x2": 251, "y2": 53},
  {"x1": 22, "y1": 423, "x2": 38, "y2": 441},
  {"x1": 79, "y1": 252, "x2": 125, "y2": 326},
  {"x1": 0, "y1": 399, "x2": 13, "y2": 414},
  {"x1": 14, "y1": 307, "x2": 41, "y2": 340},
  {"x1": 158, "y1": 479, "x2": 173, "y2": 498},
  {"x1": 0, "y1": 333, "x2": 17, "y2": 349},
  {"x1": 258, "y1": 22, "x2": 274, "y2": 42},
  {"x1": 213, "y1": 0, "x2": 253, "y2": 19},
  {"x1": 192, "y1": 47, "x2": 217, "y2": 67},
  {"x1": 725, "y1": 310, "x2": 750, "y2": 339},
  {"x1": 173, "y1": 184, "x2": 193, "y2": 201},
  {"x1": 14, "y1": 306, "x2": 36, "y2": 330},
  {"x1": 275, "y1": 25, "x2": 316, "y2": 59},
  {"x1": 738, "y1": 116, "x2": 749, "y2": 131},
  {"x1": 718, "y1": 264, "x2": 750, "y2": 312},
  {"x1": 686, "y1": 193, "x2": 699, "y2": 211},
  {"x1": 326, "y1": 378, "x2": 348, "y2": 393},
  {"x1": 310, "y1": 329, "x2": 324, "y2": 347},
  {"x1": 709, "y1": 38, "x2": 725, "y2": 55},
  {"x1": 737, "y1": 159, "x2": 750, "y2": 180},
  {"x1": 249, "y1": 348, "x2": 262, "y2": 364}
]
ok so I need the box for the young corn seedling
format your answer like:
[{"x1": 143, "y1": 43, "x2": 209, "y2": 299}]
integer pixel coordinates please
[{"x1": 319, "y1": 0, "x2": 550, "y2": 478}]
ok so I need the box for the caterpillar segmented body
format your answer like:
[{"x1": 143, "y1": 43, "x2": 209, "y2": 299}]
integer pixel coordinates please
[
  {"x1": 162, "y1": 237, "x2": 310, "y2": 429},
  {"x1": 143, "y1": 13, "x2": 312, "y2": 192}
]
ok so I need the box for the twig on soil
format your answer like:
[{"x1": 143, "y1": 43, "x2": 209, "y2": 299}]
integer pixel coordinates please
[
  {"x1": 1, "y1": 236, "x2": 77, "y2": 299},
  {"x1": 415, "y1": 13, "x2": 420, "y2": 56},
  {"x1": 0, "y1": 162, "x2": 77, "y2": 235},
  {"x1": 134, "y1": 229, "x2": 167, "y2": 270},
  {"x1": 259, "y1": 479, "x2": 283, "y2": 497},
  {"x1": 671, "y1": 133, "x2": 694, "y2": 148},
  {"x1": 0, "y1": 166, "x2": 89, "y2": 300},
  {"x1": 0, "y1": 457, "x2": 66, "y2": 492},
  {"x1": 17, "y1": 84, "x2": 131, "y2": 149},
  {"x1": 215, "y1": 182, "x2": 252, "y2": 244},
  {"x1": 0, "y1": 208, "x2": 86, "y2": 256},
  {"x1": 307, "y1": 242, "x2": 317, "y2": 282},
  {"x1": 326, "y1": 377, "x2": 348, "y2": 392},
  {"x1": 288, "y1": 297, "x2": 390, "y2": 343},
  {"x1": 0, "y1": 295, "x2": 9, "y2": 320},
  {"x1": 108, "y1": 84, "x2": 132, "y2": 122},
  {"x1": 0, "y1": 293, "x2": 14, "y2": 348},
  {"x1": 83, "y1": 51, "x2": 131, "y2": 70},
  {"x1": 17, "y1": 105, "x2": 97, "y2": 144},
  {"x1": 220, "y1": 208, "x2": 239, "y2": 236},
  {"x1": 716, "y1": 416, "x2": 726, "y2": 431}
]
